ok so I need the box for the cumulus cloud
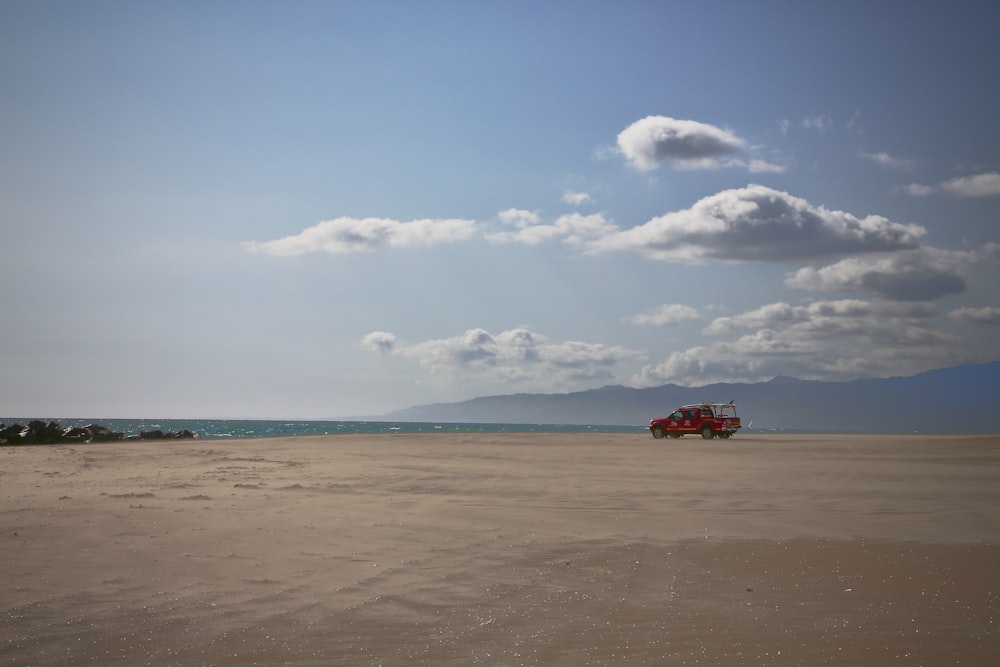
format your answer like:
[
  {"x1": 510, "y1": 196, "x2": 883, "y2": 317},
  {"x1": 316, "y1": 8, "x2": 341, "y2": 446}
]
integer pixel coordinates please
[
  {"x1": 949, "y1": 306, "x2": 1000, "y2": 325},
  {"x1": 785, "y1": 248, "x2": 974, "y2": 301},
  {"x1": 485, "y1": 209, "x2": 557, "y2": 245},
  {"x1": 486, "y1": 211, "x2": 616, "y2": 246},
  {"x1": 703, "y1": 299, "x2": 934, "y2": 336},
  {"x1": 562, "y1": 190, "x2": 594, "y2": 205},
  {"x1": 364, "y1": 327, "x2": 644, "y2": 389},
  {"x1": 553, "y1": 213, "x2": 618, "y2": 244},
  {"x1": 634, "y1": 299, "x2": 957, "y2": 387},
  {"x1": 941, "y1": 172, "x2": 1000, "y2": 197},
  {"x1": 627, "y1": 304, "x2": 700, "y2": 327},
  {"x1": 590, "y1": 185, "x2": 924, "y2": 263},
  {"x1": 616, "y1": 116, "x2": 746, "y2": 171},
  {"x1": 858, "y1": 151, "x2": 916, "y2": 170},
  {"x1": 361, "y1": 331, "x2": 398, "y2": 353},
  {"x1": 244, "y1": 217, "x2": 477, "y2": 256},
  {"x1": 484, "y1": 225, "x2": 562, "y2": 246},
  {"x1": 497, "y1": 208, "x2": 541, "y2": 227},
  {"x1": 702, "y1": 301, "x2": 814, "y2": 336}
]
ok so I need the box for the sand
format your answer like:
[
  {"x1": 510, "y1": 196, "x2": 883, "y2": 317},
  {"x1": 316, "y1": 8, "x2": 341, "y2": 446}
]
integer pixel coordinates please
[{"x1": 2, "y1": 432, "x2": 999, "y2": 666}]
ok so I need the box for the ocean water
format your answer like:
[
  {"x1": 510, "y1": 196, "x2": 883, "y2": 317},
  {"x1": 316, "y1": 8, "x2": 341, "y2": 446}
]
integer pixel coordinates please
[{"x1": 2, "y1": 418, "x2": 644, "y2": 440}]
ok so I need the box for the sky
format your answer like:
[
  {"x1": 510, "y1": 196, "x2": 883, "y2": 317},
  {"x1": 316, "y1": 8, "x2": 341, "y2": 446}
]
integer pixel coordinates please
[{"x1": 2, "y1": 1, "x2": 999, "y2": 419}]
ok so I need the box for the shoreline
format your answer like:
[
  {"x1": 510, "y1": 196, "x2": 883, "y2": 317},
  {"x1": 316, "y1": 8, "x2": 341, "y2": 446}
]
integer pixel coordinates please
[{"x1": 6, "y1": 416, "x2": 998, "y2": 443}]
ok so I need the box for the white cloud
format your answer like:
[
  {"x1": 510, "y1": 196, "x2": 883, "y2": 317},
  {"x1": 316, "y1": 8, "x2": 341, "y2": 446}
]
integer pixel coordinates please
[
  {"x1": 703, "y1": 299, "x2": 934, "y2": 336},
  {"x1": 485, "y1": 209, "x2": 555, "y2": 244},
  {"x1": 785, "y1": 248, "x2": 974, "y2": 301},
  {"x1": 486, "y1": 211, "x2": 616, "y2": 246},
  {"x1": 590, "y1": 185, "x2": 925, "y2": 263},
  {"x1": 562, "y1": 190, "x2": 594, "y2": 205},
  {"x1": 616, "y1": 115, "x2": 746, "y2": 171},
  {"x1": 627, "y1": 304, "x2": 700, "y2": 327},
  {"x1": 949, "y1": 306, "x2": 1000, "y2": 325},
  {"x1": 702, "y1": 301, "x2": 812, "y2": 336},
  {"x1": 484, "y1": 225, "x2": 563, "y2": 246},
  {"x1": 746, "y1": 159, "x2": 786, "y2": 173},
  {"x1": 244, "y1": 217, "x2": 477, "y2": 256},
  {"x1": 941, "y1": 172, "x2": 1000, "y2": 197},
  {"x1": 361, "y1": 331, "x2": 398, "y2": 353},
  {"x1": 858, "y1": 151, "x2": 916, "y2": 170},
  {"x1": 497, "y1": 208, "x2": 541, "y2": 227},
  {"x1": 895, "y1": 183, "x2": 936, "y2": 196},
  {"x1": 895, "y1": 173, "x2": 1000, "y2": 197},
  {"x1": 802, "y1": 114, "x2": 834, "y2": 133},
  {"x1": 366, "y1": 327, "x2": 644, "y2": 390},
  {"x1": 634, "y1": 299, "x2": 958, "y2": 387},
  {"x1": 553, "y1": 212, "x2": 617, "y2": 243}
]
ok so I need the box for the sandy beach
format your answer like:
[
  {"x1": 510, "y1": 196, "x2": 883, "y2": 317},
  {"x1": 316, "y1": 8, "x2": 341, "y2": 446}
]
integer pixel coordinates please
[{"x1": 3, "y1": 432, "x2": 999, "y2": 666}]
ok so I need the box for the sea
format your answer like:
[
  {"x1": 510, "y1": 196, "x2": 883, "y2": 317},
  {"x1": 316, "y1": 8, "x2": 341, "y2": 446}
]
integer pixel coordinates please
[{"x1": 2, "y1": 418, "x2": 645, "y2": 440}]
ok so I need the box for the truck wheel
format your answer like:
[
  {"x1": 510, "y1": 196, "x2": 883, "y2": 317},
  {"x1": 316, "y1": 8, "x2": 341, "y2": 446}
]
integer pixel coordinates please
[
  {"x1": 701, "y1": 425, "x2": 715, "y2": 439},
  {"x1": 651, "y1": 426, "x2": 664, "y2": 438}
]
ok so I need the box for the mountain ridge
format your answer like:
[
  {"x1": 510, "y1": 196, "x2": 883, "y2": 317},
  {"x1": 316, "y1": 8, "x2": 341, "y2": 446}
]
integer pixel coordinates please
[{"x1": 376, "y1": 362, "x2": 1000, "y2": 434}]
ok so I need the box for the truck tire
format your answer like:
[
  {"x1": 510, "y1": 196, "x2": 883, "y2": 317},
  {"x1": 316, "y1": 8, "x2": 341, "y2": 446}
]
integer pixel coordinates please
[
  {"x1": 701, "y1": 425, "x2": 715, "y2": 439},
  {"x1": 651, "y1": 426, "x2": 665, "y2": 438}
]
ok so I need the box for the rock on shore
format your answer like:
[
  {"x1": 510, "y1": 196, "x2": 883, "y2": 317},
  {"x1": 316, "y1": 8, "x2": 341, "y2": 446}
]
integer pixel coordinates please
[{"x1": 0, "y1": 420, "x2": 196, "y2": 445}]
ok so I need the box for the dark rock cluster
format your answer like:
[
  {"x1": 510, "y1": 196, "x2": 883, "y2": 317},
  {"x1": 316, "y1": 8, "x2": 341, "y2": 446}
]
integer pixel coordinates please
[
  {"x1": 134, "y1": 428, "x2": 198, "y2": 441},
  {"x1": 0, "y1": 420, "x2": 196, "y2": 445}
]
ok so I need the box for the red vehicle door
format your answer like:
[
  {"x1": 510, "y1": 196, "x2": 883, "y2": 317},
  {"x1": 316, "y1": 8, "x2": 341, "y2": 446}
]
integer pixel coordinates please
[
  {"x1": 662, "y1": 410, "x2": 684, "y2": 433},
  {"x1": 680, "y1": 408, "x2": 700, "y2": 434}
]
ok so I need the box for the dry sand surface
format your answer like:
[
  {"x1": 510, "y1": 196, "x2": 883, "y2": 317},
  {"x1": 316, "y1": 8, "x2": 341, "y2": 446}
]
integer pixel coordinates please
[{"x1": 3, "y1": 432, "x2": 999, "y2": 666}]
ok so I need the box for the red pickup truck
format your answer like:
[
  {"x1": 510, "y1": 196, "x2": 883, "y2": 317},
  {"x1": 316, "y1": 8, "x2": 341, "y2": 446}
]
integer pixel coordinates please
[{"x1": 649, "y1": 403, "x2": 742, "y2": 439}]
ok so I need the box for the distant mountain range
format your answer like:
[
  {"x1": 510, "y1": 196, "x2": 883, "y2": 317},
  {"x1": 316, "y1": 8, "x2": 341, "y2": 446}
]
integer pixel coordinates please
[{"x1": 378, "y1": 362, "x2": 1000, "y2": 433}]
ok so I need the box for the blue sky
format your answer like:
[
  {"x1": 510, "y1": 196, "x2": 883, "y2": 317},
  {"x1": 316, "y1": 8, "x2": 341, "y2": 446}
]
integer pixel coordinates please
[{"x1": 2, "y1": 1, "x2": 999, "y2": 418}]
